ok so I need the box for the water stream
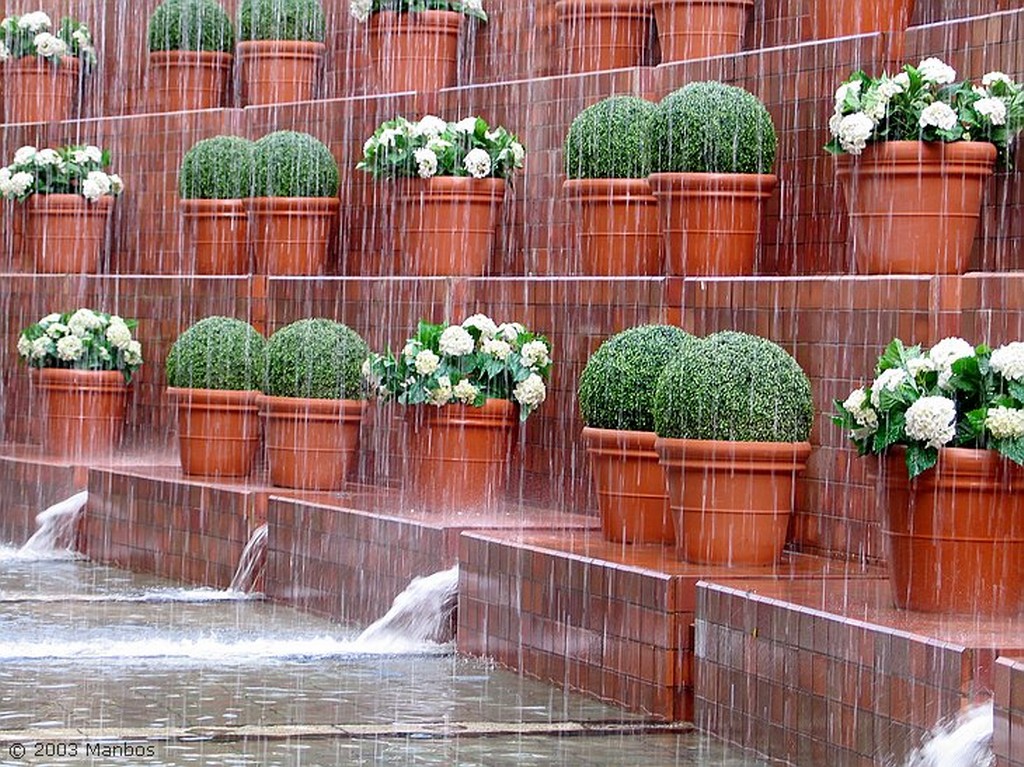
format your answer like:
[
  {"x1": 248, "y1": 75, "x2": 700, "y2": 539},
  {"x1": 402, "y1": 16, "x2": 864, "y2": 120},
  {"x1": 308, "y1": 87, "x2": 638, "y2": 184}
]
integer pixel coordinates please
[
  {"x1": 228, "y1": 522, "x2": 268, "y2": 593},
  {"x1": 16, "y1": 491, "x2": 88, "y2": 558},
  {"x1": 905, "y1": 703, "x2": 994, "y2": 767}
]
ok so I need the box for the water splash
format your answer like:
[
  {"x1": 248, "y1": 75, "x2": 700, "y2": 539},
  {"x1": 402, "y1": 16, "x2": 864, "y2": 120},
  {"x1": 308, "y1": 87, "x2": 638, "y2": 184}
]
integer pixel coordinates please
[
  {"x1": 229, "y1": 523, "x2": 268, "y2": 593},
  {"x1": 906, "y1": 702, "x2": 994, "y2": 767},
  {"x1": 357, "y1": 566, "x2": 460, "y2": 649},
  {"x1": 11, "y1": 491, "x2": 89, "y2": 559}
]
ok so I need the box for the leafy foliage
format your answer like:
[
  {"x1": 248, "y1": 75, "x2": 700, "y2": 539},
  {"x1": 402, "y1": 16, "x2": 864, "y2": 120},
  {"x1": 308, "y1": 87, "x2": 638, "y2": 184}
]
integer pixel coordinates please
[
  {"x1": 252, "y1": 131, "x2": 338, "y2": 197},
  {"x1": 0, "y1": 13, "x2": 97, "y2": 68},
  {"x1": 577, "y1": 325, "x2": 694, "y2": 431},
  {"x1": 148, "y1": 0, "x2": 234, "y2": 52},
  {"x1": 265, "y1": 319, "x2": 368, "y2": 400},
  {"x1": 179, "y1": 136, "x2": 256, "y2": 199},
  {"x1": 165, "y1": 316, "x2": 266, "y2": 391},
  {"x1": 1, "y1": 144, "x2": 122, "y2": 202},
  {"x1": 17, "y1": 308, "x2": 143, "y2": 383},
  {"x1": 238, "y1": 0, "x2": 325, "y2": 42},
  {"x1": 563, "y1": 96, "x2": 657, "y2": 179},
  {"x1": 650, "y1": 81, "x2": 777, "y2": 174},
  {"x1": 654, "y1": 331, "x2": 813, "y2": 442}
]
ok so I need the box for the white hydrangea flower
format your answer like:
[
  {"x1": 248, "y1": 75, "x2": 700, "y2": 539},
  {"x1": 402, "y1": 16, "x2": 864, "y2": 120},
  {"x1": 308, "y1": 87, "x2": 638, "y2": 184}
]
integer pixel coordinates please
[
  {"x1": 13, "y1": 146, "x2": 37, "y2": 165},
  {"x1": 894, "y1": 72, "x2": 911, "y2": 89},
  {"x1": 982, "y1": 71, "x2": 1014, "y2": 88},
  {"x1": 30, "y1": 336, "x2": 52, "y2": 359},
  {"x1": 360, "y1": 359, "x2": 379, "y2": 389},
  {"x1": 18, "y1": 11, "x2": 52, "y2": 32},
  {"x1": 835, "y1": 112, "x2": 875, "y2": 154},
  {"x1": 481, "y1": 337, "x2": 511, "y2": 360},
  {"x1": 463, "y1": 148, "x2": 492, "y2": 179},
  {"x1": 928, "y1": 337, "x2": 974, "y2": 368},
  {"x1": 105, "y1": 321, "x2": 132, "y2": 350},
  {"x1": 39, "y1": 312, "x2": 61, "y2": 326},
  {"x1": 904, "y1": 395, "x2": 957, "y2": 449},
  {"x1": 453, "y1": 117, "x2": 479, "y2": 133},
  {"x1": 843, "y1": 387, "x2": 879, "y2": 432},
  {"x1": 124, "y1": 340, "x2": 143, "y2": 366},
  {"x1": 55, "y1": 334, "x2": 84, "y2": 361},
  {"x1": 462, "y1": 313, "x2": 498, "y2": 338},
  {"x1": 428, "y1": 375, "x2": 453, "y2": 406},
  {"x1": 34, "y1": 149, "x2": 62, "y2": 167},
  {"x1": 417, "y1": 115, "x2": 447, "y2": 138},
  {"x1": 16, "y1": 334, "x2": 31, "y2": 358},
  {"x1": 974, "y1": 97, "x2": 1007, "y2": 125},
  {"x1": 453, "y1": 379, "x2": 479, "y2": 404},
  {"x1": 498, "y1": 322, "x2": 524, "y2": 342},
  {"x1": 520, "y1": 339, "x2": 550, "y2": 368},
  {"x1": 108, "y1": 174, "x2": 124, "y2": 194},
  {"x1": 377, "y1": 128, "x2": 400, "y2": 148},
  {"x1": 0, "y1": 42, "x2": 10, "y2": 62},
  {"x1": 509, "y1": 141, "x2": 525, "y2": 165},
  {"x1": 97, "y1": 346, "x2": 111, "y2": 361},
  {"x1": 905, "y1": 356, "x2": 934, "y2": 377},
  {"x1": 349, "y1": 0, "x2": 372, "y2": 21},
  {"x1": 71, "y1": 27, "x2": 91, "y2": 47},
  {"x1": 401, "y1": 341, "x2": 418, "y2": 360},
  {"x1": 864, "y1": 98, "x2": 888, "y2": 121},
  {"x1": 870, "y1": 367, "x2": 909, "y2": 408},
  {"x1": 438, "y1": 325, "x2": 475, "y2": 356},
  {"x1": 513, "y1": 373, "x2": 547, "y2": 409},
  {"x1": 985, "y1": 406, "x2": 1024, "y2": 440},
  {"x1": 426, "y1": 137, "x2": 452, "y2": 153},
  {"x1": 46, "y1": 322, "x2": 68, "y2": 338},
  {"x1": 414, "y1": 349, "x2": 440, "y2": 376},
  {"x1": 463, "y1": 0, "x2": 483, "y2": 12},
  {"x1": 990, "y1": 342, "x2": 1024, "y2": 382},
  {"x1": 918, "y1": 57, "x2": 957, "y2": 85},
  {"x1": 67, "y1": 308, "x2": 101, "y2": 336},
  {"x1": 843, "y1": 387, "x2": 869, "y2": 413},
  {"x1": 8, "y1": 171, "x2": 34, "y2": 197},
  {"x1": 919, "y1": 102, "x2": 958, "y2": 131},
  {"x1": 413, "y1": 147, "x2": 438, "y2": 179},
  {"x1": 834, "y1": 80, "x2": 862, "y2": 107},
  {"x1": 82, "y1": 171, "x2": 112, "y2": 201},
  {"x1": 33, "y1": 32, "x2": 67, "y2": 58},
  {"x1": 877, "y1": 77, "x2": 906, "y2": 99}
]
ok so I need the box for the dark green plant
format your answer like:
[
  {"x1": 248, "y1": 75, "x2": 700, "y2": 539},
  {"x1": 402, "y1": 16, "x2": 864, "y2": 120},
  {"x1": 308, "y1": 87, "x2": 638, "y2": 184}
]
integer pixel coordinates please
[
  {"x1": 564, "y1": 96, "x2": 657, "y2": 179},
  {"x1": 653, "y1": 331, "x2": 813, "y2": 442},
  {"x1": 179, "y1": 136, "x2": 256, "y2": 199},
  {"x1": 148, "y1": 0, "x2": 235, "y2": 53},
  {"x1": 650, "y1": 81, "x2": 777, "y2": 174},
  {"x1": 265, "y1": 319, "x2": 368, "y2": 399},
  {"x1": 238, "y1": 0, "x2": 326, "y2": 42},
  {"x1": 165, "y1": 316, "x2": 266, "y2": 391},
  {"x1": 252, "y1": 131, "x2": 338, "y2": 198},
  {"x1": 578, "y1": 325, "x2": 694, "y2": 431}
]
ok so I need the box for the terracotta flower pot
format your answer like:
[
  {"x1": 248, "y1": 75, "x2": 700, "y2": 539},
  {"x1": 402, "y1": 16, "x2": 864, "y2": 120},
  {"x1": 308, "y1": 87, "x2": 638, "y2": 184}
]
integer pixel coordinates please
[
  {"x1": 836, "y1": 141, "x2": 996, "y2": 275},
  {"x1": 563, "y1": 178, "x2": 661, "y2": 275},
  {"x1": 881, "y1": 447, "x2": 1024, "y2": 616},
  {"x1": 555, "y1": 0, "x2": 651, "y2": 73},
  {"x1": 4, "y1": 56, "x2": 79, "y2": 124},
  {"x1": 260, "y1": 395, "x2": 364, "y2": 491},
  {"x1": 810, "y1": 0, "x2": 915, "y2": 40},
  {"x1": 237, "y1": 40, "x2": 324, "y2": 106},
  {"x1": 24, "y1": 195, "x2": 113, "y2": 274},
  {"x1": 34, "y1": 369, "x2": 129, "y2": 458},
  {"x1": 648, "y1": 0, "x2": 752, "y2": 63},
  {"x1": 648, "y1": 172, "x2": 776, "y2": 276},
  {"x1": 245, "y1": 196, "x2": 339, "y2": 275},
  {"x1": 656, "y1": 437, "x2": 811, "y2": 565},
  {"x1": 167, "y1": 387, "x2": 261, "y2": 478},
  {"x1": 180, "y1": 198, "x2": 249, "y2": 274},
  {"x1": 583, "y1": 427, "x2": 673, "y2": 544},
  {"x1": 406, "y1": 399, "x2": 516, "y2": 511},
  {"x1": 368, "y1": 11, "x2": 462, "y2": 94},
  {"x1": 147, "y1": 50, "x2": 232, "y2": 112}
]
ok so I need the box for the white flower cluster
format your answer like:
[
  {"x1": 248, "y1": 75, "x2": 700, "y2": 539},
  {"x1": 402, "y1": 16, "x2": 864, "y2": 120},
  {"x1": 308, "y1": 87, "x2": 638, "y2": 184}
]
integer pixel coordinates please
[
  {"x1": 986, "y1": 406, "x2": 1024, "y2": 440},
  {"x1": 17, "y1": 308, "x2": 143, "y2": 374},
  {"x1": 904, "y1": 395, "x2": 957, "y2": 449},
  {"x1": 1, "y1": 13, "x2": 96, "y2": 64},
  {"x1": 991, "y1": 342, "x2": 1024, "y2": 382},
  {"x1": 928, "y1": 336, "x2": 974, "y2": 388},
  {"x1": 870, "y1": 367, "x2": 909, "y2": 407},
  {"x1": 917, "y1": 57, "x2": 957, "y2": 85},
  {"x1": 0, "y1": 144, "x2": 123, "y2": 202},
  {"x1": 842, "y1": 387, "x2": 878, "y2": 436}
]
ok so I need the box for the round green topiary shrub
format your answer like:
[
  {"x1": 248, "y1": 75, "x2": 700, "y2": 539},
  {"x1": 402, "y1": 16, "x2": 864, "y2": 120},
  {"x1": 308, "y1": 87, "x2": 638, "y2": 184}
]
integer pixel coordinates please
[
  {"x1": 265, "y1": 319, "x2": 368, "y2": 400},
  {"x1": 148, "y1": 0, "x2": 235, "y2": 52},
  {"x1": 564, "y1": 96, "x2": 657, "y2": 180},
  {"x1": 238, "y1": 0, "x2": 326, "y2": 42},
  {"x1": 653, "y1": 331, "x2": 813, "y2": 442},
  {"x1": 166, "y1": 316, "x2": 266, "y2": 391},
  {"x1": 252, "y1": 130, "x2": 338, "y2": 198},
  {"x1": 179, "y1": 135, "x2": 256, "y2": 199},
  {"x1": 578, "y1": 325, "x2": 694, "y2": 432},
  {"x1": 650, "y1": 81, "x2": 777, "y2": 175}
]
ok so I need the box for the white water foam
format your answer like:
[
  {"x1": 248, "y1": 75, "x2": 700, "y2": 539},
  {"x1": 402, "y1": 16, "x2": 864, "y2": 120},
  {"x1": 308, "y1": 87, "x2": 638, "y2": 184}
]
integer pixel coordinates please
[
  {"x1": 357, "y1": 566, "x2": 460, "y2": 649},
  {"x1": 1, "y1": 492, "x2": 89, "y2": 561},
  {"x1": 906, "y1": 702, "x2": 994, "y2": 767},
  {"x1": 0, "y1": 587, "x2": 255, "y2": 604}
]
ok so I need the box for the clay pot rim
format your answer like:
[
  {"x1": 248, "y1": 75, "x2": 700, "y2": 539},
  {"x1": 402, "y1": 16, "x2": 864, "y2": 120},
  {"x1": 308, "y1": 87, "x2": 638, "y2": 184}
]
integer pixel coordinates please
[
  {"x1": 836, "y1": 141, "x2": 997, "y2": 180},
  {"x1": 414, "y1": 398, "x2": 517, "y2": 425},
  {"x1": 167, "y1": 387, "x2": 261, "y2": 408},
  {"x1": 236, "y1": 40, "x2": 326, "y2": 55},
  {"x1": 554, "y1": 0, "x2": 650, "y2": 16},
  {"x1": 394, "y1": 176, "x2": 507, "y2": 203},
  {"x1": 562, "y1": 177, "x2": 655, "y2": 199},
  {"x1": 25, "y1": 193, "x2": 114, "y2": 210},
  {"x1": 32, "y1": 367, "x2": 128, "y2": 390},
  {"x1": 258, "y1": 394, "x2": 366, "y2": 417},
  {"x1": 244, "y1": 196, "x2": 340, "y2": 212},
  {"x1": 369, "y1": 9, "x2": 465, "y2": 28},
  {"x1": 647, "y1": 171, "x2": 778, "y2": 194},
  {"x1": 179, "y1": 197, "x2": 246, "y2": 212},
  {"x1": 582, "y1": 426, "x2": 657, "y2": 449},
  {"x1": 654, "y1": 436, "x2": 812, "y2": 462},
  {"x1": 885, "y1": 444, "x2": 1024, "y2": 482},
  {"x1": 148, "y1": 50, "x2": 233, "y2": 65},
  {"x1": 840, "y1": 139, "x2": 997, "y2": 164},
  {"x1": 648, "y1": 0, "x2": 752, "y2": 7},
  {"x1": 7, "y1": 55, "x2": 81, "y2": 72}
]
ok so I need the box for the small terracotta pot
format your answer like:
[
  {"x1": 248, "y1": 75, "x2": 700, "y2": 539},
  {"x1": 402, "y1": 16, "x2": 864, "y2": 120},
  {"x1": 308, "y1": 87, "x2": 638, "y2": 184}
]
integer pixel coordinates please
[
  {"x1": 649, "y1": 0, "x2": 752, "y2": 63},
  {"x1": 4, "y1": 56, "x2": 79, "y2": 124},
  {"x1": 836, "y1": 141, "x2": 996, "y2": 275},
  {"x1": 563, "y1": 178, "x2": 661, "y2": 275},
  {"x1": 147, "y1": 50, "x2": 232, "y2": 112},
  {"x1": 368, "y1": 11, "x2": 462, "y2": 94},
  {"x1": 656, "y1": 437, "x2": 811, "y2": 565},
  {"x1": 555, "y1": 0, "x2": 651, "y2": 73},
  {"x1": 24, "y1": 195, "x2": 113, "y2": 274},
  {"x1": 810, "y1": 0, "x2": 914, "y2": 39},
  {"x1": 648, "y1": 172, "x2": 776, "y2": 276},
  {"x1": 237, "y1": 40, "x2": 324, "y2": 106},
  {"x1": 260, "y1": 395, "x2": 364, "y2": 491},
  {"x1": 583, "y1": 427, "x2": 673, "y2": 544},
  {"x1": 882, "y1": 447, "x2": 1024, "y2": 616},
  {"x1": 167, "y1": 387, "x2": 261, "y2": 478},
  {"x1": 394, "y1": 177, "x2": 505, "y2": 276},
  {"x1": 406, "y1": 399, "x2": 517, "y2": 511},
  {"x1": 180, "y1": 198, "x2": 249, "y2": 274},
  {"x1": 245, "y1": 196, "x2": 339, "y2": 275},
  {"x1": 34, "y1": 369, "x2": 129, "y2": 458}
]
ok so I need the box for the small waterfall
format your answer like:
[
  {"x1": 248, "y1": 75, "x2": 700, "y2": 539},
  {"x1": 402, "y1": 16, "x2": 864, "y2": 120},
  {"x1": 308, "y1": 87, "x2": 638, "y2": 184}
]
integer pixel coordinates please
[
  {"x1": 906, "y1": 702, "x2": 994, "y2": 767},
  {"x1": 357, "y1": 566, "x2": 460, "y2": 649},
  {"x1": 18, "y1": 491, "x2": 89, "y2": 557},
  {"x1": 229, "y1": 523, "x2": 268, "y2": 593}
]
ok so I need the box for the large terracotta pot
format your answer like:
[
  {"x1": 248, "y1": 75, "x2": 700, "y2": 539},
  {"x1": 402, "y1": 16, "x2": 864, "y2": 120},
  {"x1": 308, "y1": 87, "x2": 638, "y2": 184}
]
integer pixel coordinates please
[
  {"x1": 648, "y1": 0, "x2": 752, "y2": 63},
  {"x1": 394, "y1": 177, "x2": 506, "y2": 276},
  {"x1": 4, "y1": 56, "x2": 79, "y2": 124},
  {"x1": 648, "y1": 172, "x2": 776, "y2": 276},
  {"x1": 34, "y1": 369, "x2": 129, "y2": 458},
  {"x1": 881, "y1": 447, "x2": 1024, "y2": 616},
  {"x1": 836, "y1": 141, "x2": 996, "y2": 275},
  {"x1": 656, "y1": 437, "x2": 811, "y2": 565},
  {"x1": 180, "y1": 198, "x2": 249, "y2": 274},
  {"x1": 24, "y1": 195, "x2": 113, "y2": 274},
  {"x1": 245, "y1": 196, "x2": 339, "y2": 275},
  {"x1": 167, "y1": 387, "x2": 261, "y2": 478},
  {"x1": 367, "y1": 11, "x2": 462, "y2": 94},
  {"x1": 563, "y1": 178, "x2": 661, "y2": 275},
  {"x1": 406, "y1": 399, "x2": 516, "y2": 511},
  {"x1": 555, "y1": 0, "x2": 651, "y2": 73},
  {"x1": 237, "y1": 40, "x2": 324, "y2": 105},
  {"x1": 583, "y1": 427, "x2": 673, "y2": 544},
  {"x1": 260, "y1": 396, "x2": 364, "y2": 491},
  {"x1": 810, "y1": 0, "x2": 915, "y2": 40},
  {"x1": 147, "y1": 50, "x2": 232, "y2": 112}
]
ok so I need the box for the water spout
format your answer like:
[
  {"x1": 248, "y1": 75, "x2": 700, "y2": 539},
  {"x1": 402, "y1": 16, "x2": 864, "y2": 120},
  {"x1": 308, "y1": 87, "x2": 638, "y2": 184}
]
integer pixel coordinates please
[
  {"x1": 229, "y1": 523, "x2": 268, "y2": 593},
  {"x1": 18, "y1": 491, "x2": 89, "y2": 557},
  {"x1": 357, "y1": 566, "x2": 460, "y2": 649},
  {"x1": 906, "y1": 702, "x2": 994, "y2": 767}
]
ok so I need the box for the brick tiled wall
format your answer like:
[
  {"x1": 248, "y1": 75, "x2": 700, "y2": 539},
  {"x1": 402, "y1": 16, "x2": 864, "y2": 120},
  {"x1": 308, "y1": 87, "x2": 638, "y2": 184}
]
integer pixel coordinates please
[
  {"x1": 0, "y1": 453, "x2": 85, "y2": 545},
  {"x1": 996, "y1": 657, "x2": 1024, "y2": 767}
]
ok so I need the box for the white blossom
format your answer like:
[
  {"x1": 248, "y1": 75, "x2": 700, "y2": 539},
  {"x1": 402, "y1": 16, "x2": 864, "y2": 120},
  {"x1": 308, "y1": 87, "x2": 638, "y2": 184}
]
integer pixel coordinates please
[
  {"x1": 974, "y1": 97, "x2": 1007, "y2": 125},
  {"x1": 33, "y1": 32, "x2": 67, "y2": 58},
  {"x1": 71, "y1": 27, "x2": 91, "y2": 47},
  {"x1": 105, "y1": 321, "x2": 132, "y2": 350},
  {"x1": 462, "y1": 313, "x2": 498, "y2": 338},
  {"x1": 520, "y1": 339, "x2": 550, "y2": 368},
  {"x1": 39, "y1": 313, "x2": 61, "y2": 326},
  {"x1": 986, "y1": 406, "x2": 1024, "y2": 440},
  {"x1": 67, "y1": 308, "x2": 102, "y2": 337},
  {"x1": 917, "y1": 57, "x2": 957, "y2": 85},
  {"x1": 928, "y1": 337, "x2": 974, "y2": 368},
  {"x1": 360, "y1": 359, "x2": 380, "y2": 391},
  {"x1": 462, "y1": 0, "x2": 483, "y2": 12},
  {"x1": 0, "y1": 42, "x2": 10, "y2": 62},
  {"x1": 834, "y1": 112, "x2": 875, "y2": 154},
  {"x1": 990, "y1": 342, "x2": 1024, "y2": 382},
  {"x1": 904, "y1": 395, "x2": 957, "y2": 449},
  {"x1": 438, "y1": 325, "x2": 475, "y2": 356},
  {"x1": 34, "y1": 149, "x2": 62, "y2": 167},
  {"x1": 843, "y1": 387, "x2": 878, "y2": 432},
  {"x1": 417, "y1": 115, "x2": 447, "y2": 138},
  {"x1": 18, "y1": 11, "x2": 52, "y2": 32},
  {"x1": 349, "y1": 0, "x2": 372, "y2": 22},
  {"x1": 377, "y1": 128, "x2": 400, "y2": 147},
  {"x1": 124, "y1": 340, "x2": 143, "y2": 366},
  {"x1": 16, "y1": 334, "x2": 31, "y2": 358},
  {"x1": 509, "y1": 141, "x2": 525, "y2": 165},
  {"x1": 30, "y1": 336, "x2": 52, "y2": 359},
  {"x1": 481, "y1": 337, "x2": 511, "y2": 360},
  {"x1": 919, "y1": 102, "x2": 958, "y2": 131},
  {"x1": 401, "y1": 341, "x2": 418, "y2": 360},
  {"x1": 108, "y1": 174, "x2": 124, "y2": 194},
  {"x1": 428, "y1": 375, "x2": 452, "y2": 406},
  {"x1": 81, "y1": 171, "x2": 111, "y2": 201},
  {"x1": 870, "y1": 367, "x2": 910, "y2": 407},
  {"x1": 513, "y1": 373, "x2": 547, "y2": 409},
  {"x1": 414, "y1": 349, "x2": 440, "y2": 376},
  {"x1": 55, "y1": 334, "x2": 84, "y2": 361},
  {"x1": 453, "y1": 117, "x2": 479, "y2": 133},
  {"x1": 982, "y1": 71, "x2": 1014, "y2": 89},
  {"x1": 453, "y1": 379, "x2": 478, "y2": 404},
  {"x1": 426, "y1": 137, "x2": 452, "y2": 153},
  {"x1": 833, "y1": 80, "x2": 862, "y2": 108},
  {"x1": 97, "y1": 346, "x2": 111, "y2": 361},
  {"x1": 6, "y1": 171, "x2": 34, "y2": 197},
  {"x1": 905, "y1": 356, "x2": 934, "y2": 377},
  {"x1": 46, "y1": 322, "x2": 68, "y2": 338},
  {"x1": 894, "y1": 72, "x2": 911, "y2": 89},
  {"x1": 877, "y1": 77, "x2": 906, "y2": 99},
  {"x1": 413, "y1": 147, "x2": 438, "y2": 179},
  {"x1": 498, "y1": 322, "x2": 524, "y2": 342},
  {"x1": 12, "y1": 146, "x2": 35, "y2": 166},
  {"x1": 463, "y1": 148, "x2": 492, "y2": 179}
]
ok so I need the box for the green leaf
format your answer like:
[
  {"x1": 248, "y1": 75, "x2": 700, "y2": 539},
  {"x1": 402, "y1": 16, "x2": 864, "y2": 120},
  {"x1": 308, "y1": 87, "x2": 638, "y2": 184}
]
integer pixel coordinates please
[
  {"x1": 997, "y1": 438, "x2": 1024, "y2": 466},
  {"x1": 1009, "y1": 380, "x2": 1024, "y2": 403},
  {"x1": 905, "y1": 444, "x2": 938, "y2": 479}
]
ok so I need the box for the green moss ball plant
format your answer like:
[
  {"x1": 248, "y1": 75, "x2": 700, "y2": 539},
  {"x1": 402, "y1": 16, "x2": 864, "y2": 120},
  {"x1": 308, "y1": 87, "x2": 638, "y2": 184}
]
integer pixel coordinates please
[
  {"x1": 179, "y1": 136, "x2": 256, "y2": 199},
  {"x1": 653, "y1": 331, "x2": 813, "y2": 443},
  {"x1": 251, "y1": 131, "x2": 338, "y2": 198},
  {"x1": 238, "y1": 0, "x2": 326, "y2": 42},
  {"x1": 166, "y1": 316, "x2": 266, "y2": 391},
  {"x1": 148, "y1": 0, "x2": 235, "y2": 52},
  {"x1": 578, "y1": 325, "x2": 694, "y2": 432},
  {"x1": 564, "y1": 96, "x2": 657, "y2": 179},
  {"x1": 265, "y1": 319, "x2": 368, "y2": 400}
]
